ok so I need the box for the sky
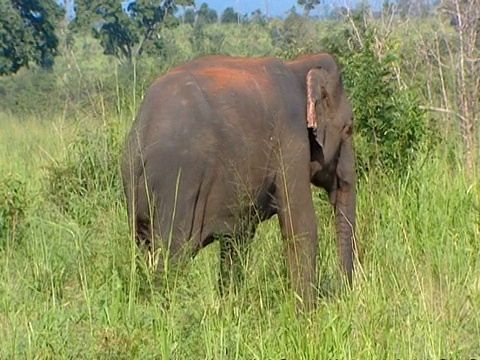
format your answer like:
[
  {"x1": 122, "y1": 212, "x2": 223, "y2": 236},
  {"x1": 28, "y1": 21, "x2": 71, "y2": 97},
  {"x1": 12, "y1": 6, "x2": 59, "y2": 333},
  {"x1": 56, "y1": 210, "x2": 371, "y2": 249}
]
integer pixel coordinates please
[
  {"x1": 203, "y1": 0, "x2": 300, "y2": 17},
  {"x1": 196, "y1": 0, "x2": 372, "y2": 18},
  {"x1": 61, "y1": 0, "x2": 373, "y2": 21}
]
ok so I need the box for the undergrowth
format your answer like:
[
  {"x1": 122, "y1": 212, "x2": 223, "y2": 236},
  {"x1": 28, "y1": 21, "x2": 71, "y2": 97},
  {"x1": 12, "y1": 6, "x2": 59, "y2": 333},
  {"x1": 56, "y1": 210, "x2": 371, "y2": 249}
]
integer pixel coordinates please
[
  {"x1": 43, "y1": 118, "x2": 124, "y2": 225},
  {"x1": 0, "y1": 106, "x2": 479, "y2": 359}
]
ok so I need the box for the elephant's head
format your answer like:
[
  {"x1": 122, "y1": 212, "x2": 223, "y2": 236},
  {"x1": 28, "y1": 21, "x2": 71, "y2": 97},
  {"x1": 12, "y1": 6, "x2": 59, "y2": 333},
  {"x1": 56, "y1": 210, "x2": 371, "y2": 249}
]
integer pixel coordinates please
[
  {"x1": 288, "y1": 53, "x2": 353, "y2": 186},
  {"x1": 288, "y1": 53, "x2": 356, "y2": 285},
  {"x1": 306, "y1": 65, "x2": 353, "y2": 165}
]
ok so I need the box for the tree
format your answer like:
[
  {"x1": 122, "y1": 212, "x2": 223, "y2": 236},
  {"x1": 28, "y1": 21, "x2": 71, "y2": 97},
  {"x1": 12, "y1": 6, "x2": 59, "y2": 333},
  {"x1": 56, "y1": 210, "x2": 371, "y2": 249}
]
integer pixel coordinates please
[
  {"x1": 249, "y1": 8, "x2": 267, "y2": 26},
  {"x1": 183, "y1": 7, "x2": 195, "y2": 25},
  {"x1": 269, "y1": 7, "x2": 318, "y2": 59},
  {"x1": 196, "y1": 2, "x2": 217, "y2": 25},
  {"x1": 220, "y1": 7, "x2": 239, "y2": 24},
  {"x1": 0, "y1": 0, "x2": 64, "y2": 76},
  {"x1": 71, "y1": 0, "x2": 194, "y2": 63},
  {"x1": 297, "y1": 0, "x2": 320, "y2": 17}
]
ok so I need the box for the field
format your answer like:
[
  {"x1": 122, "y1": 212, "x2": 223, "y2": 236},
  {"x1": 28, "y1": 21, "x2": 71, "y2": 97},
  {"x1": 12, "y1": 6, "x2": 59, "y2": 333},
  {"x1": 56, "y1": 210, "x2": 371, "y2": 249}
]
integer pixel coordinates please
[
  {"x1": 1, "y1": 5, "x2": 480, "y2": 358},
  {"x1": 1, "y1": 105, "x2": 479, "y2": 359}
]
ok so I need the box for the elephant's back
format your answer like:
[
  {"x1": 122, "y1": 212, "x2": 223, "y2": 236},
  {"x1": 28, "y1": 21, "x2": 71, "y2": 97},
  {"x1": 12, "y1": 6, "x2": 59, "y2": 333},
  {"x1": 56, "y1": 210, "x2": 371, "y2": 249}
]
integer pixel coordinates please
[
  {"x1": 138, "y1": 55, "x2": 303, "y2": 130},
  {"x1": 123, "y1": 54, "x2": 307, "y2": 172}
]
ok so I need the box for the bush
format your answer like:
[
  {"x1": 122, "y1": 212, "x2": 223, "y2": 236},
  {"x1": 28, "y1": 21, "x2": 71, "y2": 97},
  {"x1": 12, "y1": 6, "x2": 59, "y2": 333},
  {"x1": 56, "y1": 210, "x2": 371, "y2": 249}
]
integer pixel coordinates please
[
  {"x1": 343, "y1": 32, "x2": 428, "y2": 174},
  {"x1": 0, "y1": 173, "x2": 28, "y2": 245},
  {"x1": 324, "y1": 23, "x2": 429, "y2": 175},
  {"x1": 0, "y1": 68, "x2": 65, "y2": 116},
  {"x1": 269, "y1": 10, "x2": 321, "y2": 60},
  {"x1": 43, "y1": 119, "x2": 124, "y2": 224}
]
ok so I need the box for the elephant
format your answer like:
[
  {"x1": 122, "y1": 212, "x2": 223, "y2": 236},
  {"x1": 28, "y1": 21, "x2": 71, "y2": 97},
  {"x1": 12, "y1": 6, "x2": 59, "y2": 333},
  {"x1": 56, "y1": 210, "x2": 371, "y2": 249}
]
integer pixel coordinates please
[{"x1": 121, "y1": 52, "x2": 356, "y2": 312}]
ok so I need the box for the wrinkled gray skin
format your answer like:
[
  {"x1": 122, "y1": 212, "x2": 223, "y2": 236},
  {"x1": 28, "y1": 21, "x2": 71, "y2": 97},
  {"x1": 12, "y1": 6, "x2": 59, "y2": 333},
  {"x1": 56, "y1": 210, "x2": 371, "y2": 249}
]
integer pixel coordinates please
[{"x1": 122, "y1": 53, "x2": 356, "y2": 312}]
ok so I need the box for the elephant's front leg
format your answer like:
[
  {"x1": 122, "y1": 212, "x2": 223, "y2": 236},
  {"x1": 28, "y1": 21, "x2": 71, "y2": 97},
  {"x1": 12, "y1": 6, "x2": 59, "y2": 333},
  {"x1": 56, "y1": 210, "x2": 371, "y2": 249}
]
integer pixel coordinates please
[{"x1": 276, "y1": 146, "x2": 319, "y2": 313}]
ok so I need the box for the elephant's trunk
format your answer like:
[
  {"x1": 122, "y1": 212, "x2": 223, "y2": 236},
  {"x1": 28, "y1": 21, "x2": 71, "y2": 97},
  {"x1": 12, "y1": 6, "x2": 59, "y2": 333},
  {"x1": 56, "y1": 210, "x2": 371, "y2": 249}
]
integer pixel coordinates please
[{"x1": 335, "y1": 185, "x2": 355, "y2": 285}]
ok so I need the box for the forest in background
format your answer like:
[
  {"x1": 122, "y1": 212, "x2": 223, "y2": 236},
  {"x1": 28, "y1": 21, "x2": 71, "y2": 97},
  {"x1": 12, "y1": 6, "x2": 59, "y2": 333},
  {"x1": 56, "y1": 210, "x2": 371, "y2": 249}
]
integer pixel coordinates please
[{"x1": 0, "y1": 1, "x2": 479, "y2": 358}]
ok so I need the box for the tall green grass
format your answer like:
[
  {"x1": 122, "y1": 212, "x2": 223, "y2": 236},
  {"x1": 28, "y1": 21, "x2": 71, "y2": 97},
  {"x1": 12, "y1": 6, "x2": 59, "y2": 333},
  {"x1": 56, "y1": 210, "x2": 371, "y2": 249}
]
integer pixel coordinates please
[{"x1": 1, "y1": 107, "x2": 479, "y2": 359}]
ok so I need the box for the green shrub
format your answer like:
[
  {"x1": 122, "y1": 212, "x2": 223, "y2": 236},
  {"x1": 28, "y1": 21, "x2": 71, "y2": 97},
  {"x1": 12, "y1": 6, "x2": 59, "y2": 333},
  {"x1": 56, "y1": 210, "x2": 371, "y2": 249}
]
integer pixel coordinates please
[
  {"x1": 269, "y1": 10, "x2": 321, "y2": 60},
  {"x1": 343, "y1": 31, "x2": 428, "y2": 174},
  {"x1": 188, "y1": 23, "x2": 226, "y2": 57},
  {"x1": 43, "y1": 119, "x2": 124, "y2": 224},
  {"x1": 0, "y1": 173, "x2": 28, "y2": 245},
  {"x1": 0, "y1": 68, "x2": 65, "y2": 116},
  {"x1": 324, "y1": 23, "x2": 429, "y2": 175}
]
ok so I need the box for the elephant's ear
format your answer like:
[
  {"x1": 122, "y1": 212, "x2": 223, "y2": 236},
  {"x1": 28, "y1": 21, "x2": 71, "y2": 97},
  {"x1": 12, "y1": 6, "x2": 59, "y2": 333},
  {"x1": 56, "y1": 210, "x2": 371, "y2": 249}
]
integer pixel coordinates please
[{"x1": 306, "y1": 67, "x2": 335, "y2": 147}]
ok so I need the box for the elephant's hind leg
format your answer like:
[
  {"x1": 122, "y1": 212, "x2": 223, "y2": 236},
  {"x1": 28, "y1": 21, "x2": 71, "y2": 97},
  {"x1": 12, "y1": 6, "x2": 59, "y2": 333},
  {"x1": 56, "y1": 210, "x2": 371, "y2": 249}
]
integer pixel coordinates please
[{"x1": 218, "y1": 215, "x2": 258, "y2": 298}]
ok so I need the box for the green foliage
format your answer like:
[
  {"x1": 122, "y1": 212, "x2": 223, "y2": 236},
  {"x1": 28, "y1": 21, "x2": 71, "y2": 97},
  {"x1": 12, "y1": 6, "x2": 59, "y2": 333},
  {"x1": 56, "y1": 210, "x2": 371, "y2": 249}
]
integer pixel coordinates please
[
  {"x1": 1, "y1": 116, "x2": 480, "y2": 358},
  {"x1": 1, "y1": 8, "x2": 479, "y2": 358},
  {"x1": 196, "y1": 2, "x2": 218, "y2": 25},
  {"x1": 188, "y1": 23, "x2": 225, "y2": 56},
  {"x1": 269, "y1": 9, "x2": 321, "y2": 59},
  {"x1": 249, "y1": 9, "x2": 267, "y2": 26},
  {"x1": 184, "y1": 22, "x2": 276, "y2": 58},
  {"x1": 345, "y1": 38, "x2": 427, "y2": 173},
  {"x1": 0, "y1": 0, "x2": 64, "y2": 75},
  {"x1": 323, "y1": 23, "x2": 429, "y2": 175},
  {"x1": 71, "y1": 0, "x2": 194, "y2": 63},
  {"x1": 43, "y1": 119, "x2": 124, "y2": 224},
  {"x1": 0, "y1": 67, "x2": 64, "y2": 115},
  {"x1": 276, "y1": 38, "x2": 314, "y2": 61},
  {"x1": 0, "y1": 173, "x2": 27, "y2": 244},
  {"x1": 0, "y1": 36, "x2": 179, "y2": 117},
  {"x1": 297, "y1": 0, "x2": 321, "y2": 15},
  {"x1": 220, "y1": 7, "x2": 239, "y2": 24},
  {"x1": 183, "y1": 7, "x2": 195, "y2": 25}
]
